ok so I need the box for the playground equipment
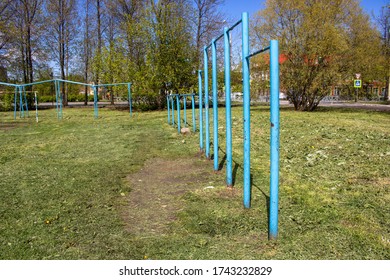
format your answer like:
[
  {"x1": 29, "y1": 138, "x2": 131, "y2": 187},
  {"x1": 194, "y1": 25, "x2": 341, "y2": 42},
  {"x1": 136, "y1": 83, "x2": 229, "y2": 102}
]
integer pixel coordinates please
[
  {"x1": 0, "y1": 79, "x2": 132, "y2": 119},
  {"x1": 197, "y1": 12, "x2": 280, "y2": 239},
  {"x1": 167, "y1": 93, "x2": 196, "y2": 133}
]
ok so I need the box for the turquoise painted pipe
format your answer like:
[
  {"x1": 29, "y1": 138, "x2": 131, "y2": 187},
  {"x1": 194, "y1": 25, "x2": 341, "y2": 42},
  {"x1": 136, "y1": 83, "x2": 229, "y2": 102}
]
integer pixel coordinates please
[
  {"x1": 269, "y1": 40, "x2": 280, "y2": 240},
  {"x1": 198, "y1": 70, "x2": 203, "y2": 151},
  {"x1": 212, "y1": 38, "x2": 219, "y2": 171},
  {"x1": 204, "y1": 46, "x2": 210, "y2": 159},
  {"x1": 242, "y1": 12, "x2": 251, "y2": 208},
  {"x1": 176, "y1": 95, "x2": 181, "y2": 133},
  {"x1": 224, "y1": 27, "x2": 233, "y2": 187},
  {"x1": 191, "y1": 95, "x2": 196, "y2": 132}
]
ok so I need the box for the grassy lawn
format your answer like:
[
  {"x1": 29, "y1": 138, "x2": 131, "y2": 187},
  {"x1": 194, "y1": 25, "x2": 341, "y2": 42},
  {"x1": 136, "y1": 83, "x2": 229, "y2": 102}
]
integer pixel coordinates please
[{"x1": 0, "y1": 106, "x2": 389, "y2": 259}]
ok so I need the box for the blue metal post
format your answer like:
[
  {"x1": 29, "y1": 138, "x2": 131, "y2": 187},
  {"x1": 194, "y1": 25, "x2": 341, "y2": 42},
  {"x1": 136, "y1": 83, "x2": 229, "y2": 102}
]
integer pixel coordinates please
[
  {"x1": 183, "y1": 96, "x2": 187, "y2": 127},
  {"x1": 176, "y1": 95, "x2": 181, "y2": 133},
  {"x1": 224, "y1": 27, "x2": 233, "y2": 187},
  {"x1": 167, "y1": 95, "x2": 170, "y2": 124},
  {"x1": 242, "y1": 12, "x2": 251, "y2": 208},
  {"x1": 94, "y1": 86, "x2": 98, "y2": 119},
  {"x1": 204, "y1": 47, "x2": 210, "y2": 159},
  {"x1": 23, "y1": 86, "x2": 29, "y2": 117},
  {"x1": 269, "y1": 40, "x2": 280, "y2": 240},
  {"x1": 19, "y1": 86, "x2": 24, "y2": 118},
  {"x1": 13, "y1": 87, "x2": 17, "y2": 120},
  {"x1": 58, "y1": 81, "x2": 63, "y2": 119},
  {"x1": 212, "y1": 39, "x2": 219, "y2": 171},
  {"x1": 171, "y1": 96, "x2": 175, "y2": 125},
  {"x1": 34, "y1": 92, "x2": 38, "y2": 123},
  {"x1": 198, "y1": 70, "x2": 204, "y2": 151},
  {"x1": 55, "y1": 80, "x2": 59, "y2": 117},
  {"x1": 191, "y1": 94, "x2": 196, "y2": 132},
  {"x1": 128, "y1": 83, "x2": 132, "y2": 117}
]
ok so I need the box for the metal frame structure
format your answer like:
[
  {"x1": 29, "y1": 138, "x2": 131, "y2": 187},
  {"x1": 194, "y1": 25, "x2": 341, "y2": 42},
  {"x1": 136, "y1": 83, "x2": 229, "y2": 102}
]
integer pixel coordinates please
[
  {"x1": 1, "y1": 79, "x2": 132, "y2": 120},
  {"x1": 167, "y1": 93, "x2": 196, "y2": 133},
  {"x1": 197, "y1": 12, "x2": 280, "y2": 239}
]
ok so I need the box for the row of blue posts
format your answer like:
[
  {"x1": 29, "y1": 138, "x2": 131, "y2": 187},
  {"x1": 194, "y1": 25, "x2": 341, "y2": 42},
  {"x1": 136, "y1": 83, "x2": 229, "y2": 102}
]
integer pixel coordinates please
[
  {"x1": 166, "y1": 93, "x2": 196, "y2": 134},
  {"x1": 0, "y1": 80, "x2": 132, "y2": 120},
  {"x1": 166, "y1": 12, "x2": 280, "y2": 240}
]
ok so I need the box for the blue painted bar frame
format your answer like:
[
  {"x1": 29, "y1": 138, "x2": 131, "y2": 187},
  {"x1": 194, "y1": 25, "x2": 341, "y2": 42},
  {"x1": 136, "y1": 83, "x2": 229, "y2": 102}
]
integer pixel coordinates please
[
  {"x1": 167, "y1": 93, "x2": 197, "y2": 133},
  {"x1": 2, "y1": 79, "x2": 132, "y2": 120},
  {"x1": 199, "y1": 12, "x2": 280, "y2": 239}
]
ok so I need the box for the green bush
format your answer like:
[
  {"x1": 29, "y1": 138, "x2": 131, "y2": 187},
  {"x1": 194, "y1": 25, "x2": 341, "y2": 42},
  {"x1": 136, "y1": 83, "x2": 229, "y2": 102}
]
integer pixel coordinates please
[{"x1": 0, "y1": 93, "x2": 14, "y2": 111}]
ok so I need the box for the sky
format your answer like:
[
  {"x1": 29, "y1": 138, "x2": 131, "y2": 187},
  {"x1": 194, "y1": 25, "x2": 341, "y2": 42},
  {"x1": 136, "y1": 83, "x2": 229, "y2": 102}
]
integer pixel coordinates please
[{"x1": 221, "y1": 0, "x2": 389, "y2": 23}]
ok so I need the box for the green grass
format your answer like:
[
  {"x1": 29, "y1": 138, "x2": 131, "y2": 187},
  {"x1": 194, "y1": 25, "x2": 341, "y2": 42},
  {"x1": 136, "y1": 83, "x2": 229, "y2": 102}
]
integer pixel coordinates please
[{"x1": 0, "y1": 106, "x2": 389, "y2": 259}]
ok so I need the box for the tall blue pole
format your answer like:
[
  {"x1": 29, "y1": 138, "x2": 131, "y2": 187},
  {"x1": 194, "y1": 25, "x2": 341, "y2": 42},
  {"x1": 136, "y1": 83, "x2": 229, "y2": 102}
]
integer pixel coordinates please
[
  {"x1": 19, "y1": 86, "x2": 24, "y2": 118},
  {"x1": 212, "y1": 39, "x2": 219, "y2": 171},
  {"x1": 242, "y1": 12, "x2": 251, "y2": 208},
  {"x1": 55, "y1": 80, "x2": 59, "y2": 118},
  {"x1": 167, "y1": 95, "x2": 170, "y2": 124},
  {"x1": 191, "y1": 94, "x2": 196, "y2": 132},
  {"x1": 128, "y1": 83, "x2": 132, "y2": 117},
  {"x1": 224, "y1": 27, "x2": 233, "y2": 187},
  {"x1": 23, "y1": 86, "x2": 29, "y2": 117},
  {"x1": 269, "y1": 40, "x2": 280, "y2": 240},
  {"x1": 183, "y1": 96, "x2": 187, "y2": 127},
  {"x1": 94, "y1": 86, "x2": 98, "y2": 119},
  {"x1": 198, "y1": 70, "x2": 204, "y2": 151},
  {"x1": 204, "y1": 46, "x2": 210, "y2": 159},
  {"x1": 176, "y1": 95, "x2": 181, "y2": 133},
  {"x1": 13, "y1": 87, "x2": 17, "y2": 120}
]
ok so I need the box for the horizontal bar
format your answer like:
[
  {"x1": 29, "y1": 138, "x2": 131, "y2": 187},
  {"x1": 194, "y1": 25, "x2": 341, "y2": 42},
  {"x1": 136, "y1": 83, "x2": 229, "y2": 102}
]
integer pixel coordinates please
[
  {"x1": 55, "y1": 79, "x2": 93, "y2": 87},
  {"x1": 205, "y1": 19, "x2": 243, "y2": 50},
  {"x1": 1, "y1": 79, "x2": 132, "y2": 88},
  {"x1": 246, "y1": 46, "x2": 270, "y2": 59},
  {"x1": 169, "y1": 93, "x2": 195, "y2": 97},
  {"x1": 0, "y1": 81, "x2": 17, "y2": 87},
  {"x1": 95, "y1": 82, "x2": 131, "y2": 87},
  {"x1": 228, "y1": 19, "x2": 242, "y2": 32},
  {"x1": 22, "y1": 79, "x2": 55, "y2": 87}
]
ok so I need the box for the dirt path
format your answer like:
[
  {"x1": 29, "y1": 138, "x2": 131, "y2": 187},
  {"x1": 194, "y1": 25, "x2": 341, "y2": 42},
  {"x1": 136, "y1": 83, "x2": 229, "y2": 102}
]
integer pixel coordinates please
[{"x1": 122, "y1": 157, "x2": 221, "y2": 235}]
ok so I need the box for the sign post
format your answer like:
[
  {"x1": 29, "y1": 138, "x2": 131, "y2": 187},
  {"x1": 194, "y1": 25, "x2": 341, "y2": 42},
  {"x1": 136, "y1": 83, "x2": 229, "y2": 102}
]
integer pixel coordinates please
[{"x1": 354, "y1": 75, "x2": 362, "y2": 102}]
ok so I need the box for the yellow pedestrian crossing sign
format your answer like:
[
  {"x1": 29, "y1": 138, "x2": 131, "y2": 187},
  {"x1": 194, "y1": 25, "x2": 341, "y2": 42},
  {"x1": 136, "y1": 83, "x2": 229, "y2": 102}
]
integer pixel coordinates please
[{"x1": 354, "y1": 80, "x2": 362, "y2": 88}]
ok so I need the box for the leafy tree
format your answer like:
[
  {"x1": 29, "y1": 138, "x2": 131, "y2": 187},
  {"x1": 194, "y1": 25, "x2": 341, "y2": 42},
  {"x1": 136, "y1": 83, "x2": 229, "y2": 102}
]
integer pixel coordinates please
[
  {"x1": 8, "y1": 0, "x2": 44, "y2": 84},
  {"x1": 45, "y1": 0, "x2": 78, "y2": 105},
  {"x1": 375, "y1": 3, "x2": 390, "y2": 101},
  {"x1": 253, "y1": 0, "x2": 383, "y2": 111},
  {"x1": 191, "y1": 0, "x2": 226, "y2": 68}
]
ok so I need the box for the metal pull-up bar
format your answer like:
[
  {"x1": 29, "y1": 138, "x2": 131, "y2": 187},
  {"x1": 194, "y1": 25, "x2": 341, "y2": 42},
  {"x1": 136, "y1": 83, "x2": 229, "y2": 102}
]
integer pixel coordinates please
[
  {"x1": 167, "y1": 93, "x2": 196, "y2": 134},
  {"x1": 199, "y1": 12, "x2": 280, "y2": 240},
  {"x1": 3, "y1": 79, "x2": 133, "y2": 120}
]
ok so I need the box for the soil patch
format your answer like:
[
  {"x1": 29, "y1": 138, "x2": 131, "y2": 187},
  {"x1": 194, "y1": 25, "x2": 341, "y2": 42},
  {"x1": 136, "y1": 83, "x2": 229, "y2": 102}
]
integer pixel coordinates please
[{"x1": 122, "y1": 157, "x2": 221, "y2": 236}]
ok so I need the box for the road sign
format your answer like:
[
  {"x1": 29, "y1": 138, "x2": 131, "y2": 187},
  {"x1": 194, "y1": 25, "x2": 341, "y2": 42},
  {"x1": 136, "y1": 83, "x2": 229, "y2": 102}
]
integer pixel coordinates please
[{"x1": 354, "y1": 80, "x2": 362, "y2": 88}]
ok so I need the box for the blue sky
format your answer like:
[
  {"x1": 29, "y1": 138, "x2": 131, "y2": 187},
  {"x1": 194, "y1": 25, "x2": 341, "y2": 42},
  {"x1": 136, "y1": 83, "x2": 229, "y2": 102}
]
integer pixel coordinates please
[{"x1": 221, "y1": 0, "x2": 388, "y2": 22}]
